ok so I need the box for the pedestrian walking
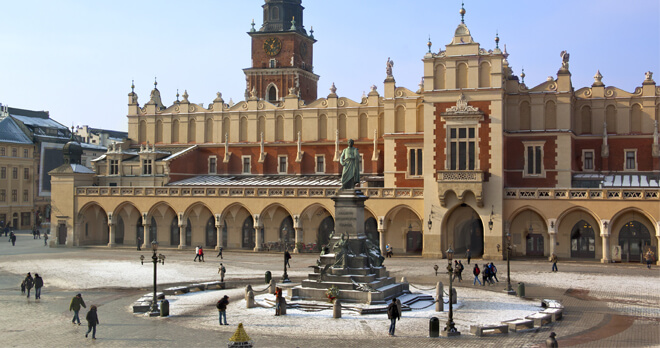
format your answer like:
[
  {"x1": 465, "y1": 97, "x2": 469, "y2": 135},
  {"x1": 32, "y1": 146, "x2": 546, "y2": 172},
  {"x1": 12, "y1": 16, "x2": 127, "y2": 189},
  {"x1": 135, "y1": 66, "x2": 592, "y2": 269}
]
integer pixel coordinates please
[
  {"x1": 34, "y1": 273, "x2": 43, "y2": 299},
  {"x1": 32, "y1": 228, "x2": 37, "y2": 239},
  {"x1": 466, "y1": 249, "x2": 472, "y2": 265},
  {"x1": 85, "y1": 305, "x2": 99, "y2": 339},
  {"x1": 482, "y1": 263, "x2": 490, "y2": 286},
  {"x1": 20, "y1": 279, "x2": 26, "y2": 294},
  {"x1": 490, "y1": 262, "x2": 499, "y2": 282},
  {"x1": 199, "y1": 246, "x2": 205, "y2": 262},
  {"x1": 385, "y1": 244, "x2": 393, "y2": 258},
  {"x1": 457, "y1": 260, "x2": 464, "y2": 281},
  {"x1": 136, "y1": 236, "x2": 142, "y2": 251},
  {"x1": 218, "y1": 263, "x2": 226, "y2": 282},
  {"x1": 473, "y1": 264, "x2": 482, "y2": 286},
  {"x1": 550, "y1": 253, "x2": 558, "y2": 272},
  {"x1": 284, "y1": 249, "x2": 292, "y2": 268},
  {"x1": 24, "y1": 273, "x2": 34, "y2": 298},
  {"x1": 452, "y1": 260, "x2": 460, "y2": 282},
  {"x1": 194, "y1": 246, "x2": 200, "y2": 262},
  {"x1": 70, "y1": 293, "x2": 86, "y2": 325},
  {"x1": 9, "y1": 232, "x2": 16, "y2": 246},
  {"x1": 44, "y1": 232, "x2": 49, "y2": 246},
  {"x1": 386, "y1": 297, "x2": 400, "y2": 336},
  {"x1": 274, "y1": 287, "x2": 283, "y2": 316},
  {"x1": 37, "y1": 229, "x2": 41, "y2": 239},
  {"x1": 216, "y1": 246, "x2": 223, "y2": 259},
  {"x1": 644, "y1": 249, "x2": 655, "y2": 269},
  {"x1": 4, "y1": 224, "x2": 9, "y2": 237},
  {"x1": 216, "y1": 295, "x2": 229, "y2": 325}
]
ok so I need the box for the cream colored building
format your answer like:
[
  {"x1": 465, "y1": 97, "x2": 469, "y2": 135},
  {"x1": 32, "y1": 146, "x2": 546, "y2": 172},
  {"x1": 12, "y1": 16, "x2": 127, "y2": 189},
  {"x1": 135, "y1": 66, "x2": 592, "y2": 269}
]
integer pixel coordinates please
[{"x1": 50, "y1": 2, "x2": 659, "y2": 265}]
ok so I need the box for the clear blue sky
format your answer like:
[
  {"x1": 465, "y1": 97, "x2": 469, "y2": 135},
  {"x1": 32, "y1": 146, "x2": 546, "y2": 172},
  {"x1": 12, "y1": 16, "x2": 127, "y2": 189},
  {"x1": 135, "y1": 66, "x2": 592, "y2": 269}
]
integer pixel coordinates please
[{"x1": 1, "y1": 0, "x2": 658, "y2": 132}]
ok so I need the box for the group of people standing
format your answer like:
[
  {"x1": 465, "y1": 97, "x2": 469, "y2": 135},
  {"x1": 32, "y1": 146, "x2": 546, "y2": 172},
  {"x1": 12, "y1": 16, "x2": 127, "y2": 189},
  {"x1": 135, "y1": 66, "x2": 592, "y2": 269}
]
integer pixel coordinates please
[{"x1": 21, "y1": 272, "x2": 43, "y2": 299}]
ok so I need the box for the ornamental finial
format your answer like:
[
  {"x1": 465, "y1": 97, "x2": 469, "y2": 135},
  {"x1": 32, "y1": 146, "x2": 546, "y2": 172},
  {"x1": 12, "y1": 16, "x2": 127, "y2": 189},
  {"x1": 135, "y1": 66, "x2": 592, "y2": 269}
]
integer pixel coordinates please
[{"x1": 460, "y1": 2, "x2": 466, "y2": 23}]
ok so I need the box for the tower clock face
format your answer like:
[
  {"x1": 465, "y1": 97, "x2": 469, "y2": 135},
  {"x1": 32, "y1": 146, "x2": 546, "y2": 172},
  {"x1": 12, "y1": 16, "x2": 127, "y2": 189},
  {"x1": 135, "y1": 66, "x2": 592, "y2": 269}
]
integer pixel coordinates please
[{"x1": 263, "y1": 37, "x2": 282, "y2": 56}]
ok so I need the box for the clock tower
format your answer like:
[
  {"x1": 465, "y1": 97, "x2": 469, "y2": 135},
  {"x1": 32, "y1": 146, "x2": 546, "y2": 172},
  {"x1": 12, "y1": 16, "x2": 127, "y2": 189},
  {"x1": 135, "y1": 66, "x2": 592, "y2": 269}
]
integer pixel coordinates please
[{"x1": 245, "y1": 0, "x2": 319, "y2": 104}]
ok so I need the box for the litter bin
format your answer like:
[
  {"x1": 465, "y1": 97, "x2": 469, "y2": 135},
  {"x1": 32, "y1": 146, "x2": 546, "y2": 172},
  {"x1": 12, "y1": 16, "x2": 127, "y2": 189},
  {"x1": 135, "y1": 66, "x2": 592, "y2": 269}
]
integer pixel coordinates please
[
  {"x1": 160, "y1": 299, "x2": 170, "y2": 317},
  {"x1": 517, "y1": 282, "x2": 525, "y2": 297},
  {"x1": 265, "y1": 271, "x2": 272, "y2": 284},
  {"x1": 429, "y1": 317, "x2": 440, "y2": 337}
]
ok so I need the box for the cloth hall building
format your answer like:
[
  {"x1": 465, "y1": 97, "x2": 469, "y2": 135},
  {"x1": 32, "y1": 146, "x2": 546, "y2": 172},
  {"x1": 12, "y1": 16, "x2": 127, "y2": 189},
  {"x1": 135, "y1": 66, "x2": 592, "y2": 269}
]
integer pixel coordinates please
[{"x1": 50, "y1": 0, "x2": 660, "y2": 264}]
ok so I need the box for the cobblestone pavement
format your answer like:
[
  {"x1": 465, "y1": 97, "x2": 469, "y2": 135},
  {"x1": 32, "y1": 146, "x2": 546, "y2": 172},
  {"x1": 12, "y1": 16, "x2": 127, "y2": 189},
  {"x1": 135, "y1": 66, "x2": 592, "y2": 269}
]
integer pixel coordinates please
[{"x1": 0, "y1": 230, "x2": 658, "y2": 347}]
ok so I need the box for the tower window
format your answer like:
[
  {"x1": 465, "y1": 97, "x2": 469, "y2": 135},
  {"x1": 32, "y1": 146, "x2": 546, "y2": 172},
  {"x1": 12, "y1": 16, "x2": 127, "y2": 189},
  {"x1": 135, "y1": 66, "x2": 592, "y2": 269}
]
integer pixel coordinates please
[
  {"x1": 209, "y1": 156, "x2": 217, "y2": 174},
  {"x1": 242, "y1": 156, "x2": 251, "y2": 174},
  {"x1": 269, "y1": 59, "x2": 277, "y2": 68},
  {"x1": 267, "y1": 86, "x2": 277, "y2": 102},
  {"x1": 316, "y1": 155, "x2": 325, "y2": 173},
  {"x1": 624, "y1": 149, "x2": 637, "y2": 171},
  {"x1": 278, "y1": 155, "x2": 288, "y2": 174}
]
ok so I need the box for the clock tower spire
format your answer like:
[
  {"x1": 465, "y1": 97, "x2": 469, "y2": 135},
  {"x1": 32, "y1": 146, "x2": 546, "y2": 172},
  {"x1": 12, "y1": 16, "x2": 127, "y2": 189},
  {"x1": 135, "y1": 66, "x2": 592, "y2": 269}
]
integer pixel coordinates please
[{"x1": 244, "y1": 0, "x2": 319, "y2": 104}]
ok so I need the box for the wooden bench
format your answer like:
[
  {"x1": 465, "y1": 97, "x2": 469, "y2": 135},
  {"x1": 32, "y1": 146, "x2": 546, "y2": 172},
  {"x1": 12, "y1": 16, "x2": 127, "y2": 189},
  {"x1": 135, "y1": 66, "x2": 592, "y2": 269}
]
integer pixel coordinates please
[
  {"x1": 470, "y1": 324, "x2": 509, "y2": 336},
  {"x1": 502, "y1": 318, "x2": 534, "y2": 332},
  {"x1": 526, "y1": 313, "x2": 552, "y2": 327},
  {"x1": 542, "y1": 307, "x2": 563, "y2": 321}
]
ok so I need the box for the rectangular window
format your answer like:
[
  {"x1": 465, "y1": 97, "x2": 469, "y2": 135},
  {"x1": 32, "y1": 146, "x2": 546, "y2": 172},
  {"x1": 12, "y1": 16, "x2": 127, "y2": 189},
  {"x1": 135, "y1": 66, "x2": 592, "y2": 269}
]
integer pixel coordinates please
[
  {"x1": 23, "y1": 149, "x2": 29, "y2": 158},
  {"x1": 209, "y1": 156, "x2": 217, "y2": 174},
  {"x1": 0, "y1": 147, "x2": 5, "y2": 156},
  {"x1": 11, "y1": 148, "x2": 17, "y2": 157},
  {"x1": 0, "y1": 167, "x2": 5, "y2": 179},
  {"x1": 242, "y1": 156, "x2": 251, "y2": 174},
  {"x1": 142, "y1": 159, "x2": 152, "y2": 175},
  {"x1": 23, "y1": 189, "x2": 28, "y2": 202},
  {"x1": 523, "y1": 142, "x2": 545, "y2": 176},
  {"x1": 11, "y1": 190, "x2": 17, "y2": 202},
  {"x1": 269, "y1": 59, "x2": 276, "y2": 68},
  {"x1": 278, "y1": 155, "x2": 288, "y2": 174},
  {"x1": 448, "y1": 127, "x2": 477, "y2": 170},
  {"x1": 12, "y1": 167, "x2": 18, "y2": 180},
  {"x1": 625, "y1": 150, "x2": 636, "y2": 170},
  {"x1": 0, "y1": 190, "x2": 5, "y2": 201},
  {"x1": 21, "y1": 212, "x2": 30, "y2": 227},
  {"x1": 110, "y1": 160, "x2": 119, "y2": 175},
  {"x1": 582, "y1": 150, "x2": 594, "y2": 171},
  {"x1": 23, "y1": 168, "x2": 29, "y2": 180},
  {"x1": 316, "y1": 155, "x2": 325, "y2": 174},
  {"x1": 408, "y1": 148, "x2": 423, "y2": 177}
]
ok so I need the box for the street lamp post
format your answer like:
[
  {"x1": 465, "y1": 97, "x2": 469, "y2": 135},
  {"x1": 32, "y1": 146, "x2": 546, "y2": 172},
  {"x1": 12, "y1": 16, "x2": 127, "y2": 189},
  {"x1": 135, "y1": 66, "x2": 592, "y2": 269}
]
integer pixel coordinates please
[
  {"x1": 141, "y1": 240, "x2": 165, "y2": 315},
  {"x1": 505, "y1": 231, "x2": 515, "y2": 294},
  {"x1": 442, "y1": 246, "x2": 460, "y2": 337}
]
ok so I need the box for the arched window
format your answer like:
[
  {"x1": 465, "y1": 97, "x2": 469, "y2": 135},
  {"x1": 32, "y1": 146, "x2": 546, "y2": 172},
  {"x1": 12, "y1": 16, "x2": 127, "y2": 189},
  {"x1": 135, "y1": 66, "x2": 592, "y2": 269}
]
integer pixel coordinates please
[
  {"x1": 205, "y1": 118, "x2": 213, "y2": 143},
  {"x1": 606, "y1": 105, "x2": 617, "y2": 133},
  {"x1": 155, "y1": 120, "x2": 163, "y2": 143},
  {"x1": 138, "y1": 120, "x2": 147, "y2": 144},
  {"x1": 338, "y1": 114, "x2": 347, "y2": 139},
  {"x1": 267, "y1": 85, "x2": 277, "y2": 102},
  {"x1": 270, "y1": 6, "x2": 279, "y2": 20},
  {"x1": 395, "y1": 106, "x2": 405, "y2": 133},
  {"x1": 519, "y1": 101, "x2": 531, "y2": 131},
  {"x1": 619, "y1": 220, "x2": 651, "y2": 262},
  {"x1": 457, "y1": 62, "x2": 468, "y2": 89},
  {"x1": 294, "y1": 115, "x2": 302, "y2": 139},
  {"x1": 188, "y1": 119, "x2": 196, "y2": 143},
  {"x1": 318, "y1": 114, "x2": 327, "y2": 140},
  {"x1": 239, "y1": 116, "x2": 248, "y2": 142},
  {"x1": 570, "y1": 220, "x2": 595, "y2": 258},
  {"x1": 416, "y1": 105, "x2": 424, "y2": 132},
  {"x1": 630, "y1": 104, "x2": 642, "y2": 134},
  {"x1": 206, "y1": 216, "x2": 216, "y2": 247},
  {"x1": 581, "y1": 106, "x2": 592, "y2": 135},
  {"x1": 434, "y1": 64, "x2": 445, "y2": 90},
  {"x1": 172, "y1": 120, "x2": 179, "y2": 143},
  {"x1": 275, "y1": 115, "x2": 284, "y2": 141},
  {"x1": 479, "y1": 62, "x2": 490, "y2": 88},
  {"x1": 544, "y1": 101, "x2": 556, "y2": 130},
  {"x1": 358, "y1": 114, "x2": 368, "y2": 139}
]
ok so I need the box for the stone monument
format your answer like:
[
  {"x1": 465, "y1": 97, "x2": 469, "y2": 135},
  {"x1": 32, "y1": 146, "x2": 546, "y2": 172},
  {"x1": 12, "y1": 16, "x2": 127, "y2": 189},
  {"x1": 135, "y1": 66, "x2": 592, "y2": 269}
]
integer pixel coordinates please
[{"x1": 289, "y1": 141, "x2": 408, "y2": 304}]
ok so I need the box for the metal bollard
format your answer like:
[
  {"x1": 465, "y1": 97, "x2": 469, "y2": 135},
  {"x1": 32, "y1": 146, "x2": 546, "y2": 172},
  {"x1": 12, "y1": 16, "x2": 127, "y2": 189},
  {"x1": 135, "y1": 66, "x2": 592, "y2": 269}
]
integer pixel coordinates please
[
  {"x1": 265, "y1": 271, "x2": 272, "y2": 284},
  {"x1": 435, "y1": 282, "x2": 444, "y2": 312},
  {"x1": 429, "y1": 317, "x2": 440, "y2": 337},
  {"x1": 517, "y1": 282, "x2": 525, "y2": 297},
  {"x1": 333, "y1": 299, "x2": 342, "y2": 319}
]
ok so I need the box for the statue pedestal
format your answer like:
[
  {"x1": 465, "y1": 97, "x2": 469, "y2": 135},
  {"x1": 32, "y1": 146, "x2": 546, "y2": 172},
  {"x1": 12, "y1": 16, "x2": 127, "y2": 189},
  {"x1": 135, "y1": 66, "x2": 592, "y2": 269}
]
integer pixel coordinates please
[{"x1": 290, "y1": 189, "x2": 409, "y2": 304}]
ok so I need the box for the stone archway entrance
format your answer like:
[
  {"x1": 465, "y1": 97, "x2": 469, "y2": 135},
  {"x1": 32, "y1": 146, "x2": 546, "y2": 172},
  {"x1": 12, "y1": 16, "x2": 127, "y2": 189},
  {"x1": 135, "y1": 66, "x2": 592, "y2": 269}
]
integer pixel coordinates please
[
  {"x1": 241, "y1": 216, "x2": 254, "y2": 249},
  {"x1": 449, "y1": 205, "x2": 484, "y2": 257},
  {"x1": 618, "y1": 221, "x2": 651, "y2": 262},
  {"x1": 570, "y1": 220, "x2": 595, "y2": 258}
]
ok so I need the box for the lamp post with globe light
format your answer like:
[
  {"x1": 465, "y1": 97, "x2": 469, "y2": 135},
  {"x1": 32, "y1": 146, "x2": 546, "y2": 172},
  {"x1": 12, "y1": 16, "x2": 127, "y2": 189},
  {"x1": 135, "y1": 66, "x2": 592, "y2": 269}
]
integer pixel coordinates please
[
  {"x1": 441, "y1": 246, "x2": 460, "y2": 337},
  {"x1": 140, "y1": 240, "x2": 165, "y2": 315}
]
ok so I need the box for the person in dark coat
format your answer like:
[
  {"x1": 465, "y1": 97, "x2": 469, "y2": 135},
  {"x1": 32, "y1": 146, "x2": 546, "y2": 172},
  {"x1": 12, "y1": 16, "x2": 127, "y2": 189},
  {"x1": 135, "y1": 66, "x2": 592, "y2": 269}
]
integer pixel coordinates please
[
  {"x1": 490, "y1": 262, "x2": 499, "y2": 282},
  {"x1": 386, "y1": 297, "x2": 400, "y2": 336},
  {"x1": 472, "y1": 264, "x2": 482, "y2": 286},
  {"x1": 9, "y1": 232, "x2": 16, "y2": 246},
  {"x1": 465, "y1": 249, "x2": 472, "y2": 265},
  {"x1": 216, "y1": 246, "x2": 223, "y2": 259},
  {"x1": 24, "y1": 273, "x2": 34, "y2": 298},
  {"x1": 136, "y1": 236, "x2": 142, "y2": 251},
  {"x1": 482, "y1": 263, "x2": 490, "y2": 286},
  {"x1": 216, "y1": 295, "x2": 229, "y2": 325},
  {"x1": 85, "y1": 305, "x2": 99, "y2": 339},
  {"x1": 70, "y1": 293, "x2": 86, "y2": 325},
  {"x1": 284, "y1": 250, "x2": 292, "y2": 268},
  {"x1": 34, "y1": 273, "x2": 44, "y2": 299}
]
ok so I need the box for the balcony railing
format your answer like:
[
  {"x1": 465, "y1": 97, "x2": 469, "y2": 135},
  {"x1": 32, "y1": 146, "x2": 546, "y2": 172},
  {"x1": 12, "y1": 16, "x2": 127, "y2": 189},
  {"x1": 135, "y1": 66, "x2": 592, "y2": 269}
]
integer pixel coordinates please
[
  {"x1": 504, "y1": 188, "x2": 659, "y2": 200},
  {"x1": 437, "y1": 171, "x2": 484, "y2": 182},
  {"x1": 75, "y1": 187, "x2": 424, "y2": 199}
]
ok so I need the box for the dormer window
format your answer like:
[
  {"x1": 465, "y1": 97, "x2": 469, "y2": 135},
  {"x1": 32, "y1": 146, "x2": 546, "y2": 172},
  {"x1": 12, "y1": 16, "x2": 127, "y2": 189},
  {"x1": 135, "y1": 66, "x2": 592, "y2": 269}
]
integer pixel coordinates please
[
  {"x1": 142, "y1": 159, "x2": 152, "y2": 175},
  {"x1": 110, "y1": 160, "x2": 119, "y2": 175}
]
